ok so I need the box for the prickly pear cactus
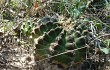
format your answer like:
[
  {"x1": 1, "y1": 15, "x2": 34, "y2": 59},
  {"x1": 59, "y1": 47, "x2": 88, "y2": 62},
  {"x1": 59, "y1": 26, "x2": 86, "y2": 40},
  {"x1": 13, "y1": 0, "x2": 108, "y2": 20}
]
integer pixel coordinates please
[{"x1": 33, "y1": 17, "x2": 92, "y2": 68}]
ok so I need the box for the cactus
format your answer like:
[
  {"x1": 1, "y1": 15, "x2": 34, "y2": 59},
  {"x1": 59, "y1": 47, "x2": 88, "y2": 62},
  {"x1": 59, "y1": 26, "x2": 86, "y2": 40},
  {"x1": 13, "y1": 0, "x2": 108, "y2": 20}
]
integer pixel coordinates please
[
  {"x1": 71, "y1": 21, "x2": 92, "y2": 63},
  {"x1": 14, "y1": 17, "x2": 93, "y2": 68},
  {"x1": 21, "y1": 20, "x2": 35, "y2": 37},
  {"x1": 13, "y1": 20, "x2": 35, "y2": 38},
  {"x1": 33, "y1": 19, "x2": 75, "y2": 67},
  {"x1": 12, "y1": 15, "x2": 109, "y2": 69},
  {"x1": 32, "y1": 17, "x2": 93, "y2": 68}
]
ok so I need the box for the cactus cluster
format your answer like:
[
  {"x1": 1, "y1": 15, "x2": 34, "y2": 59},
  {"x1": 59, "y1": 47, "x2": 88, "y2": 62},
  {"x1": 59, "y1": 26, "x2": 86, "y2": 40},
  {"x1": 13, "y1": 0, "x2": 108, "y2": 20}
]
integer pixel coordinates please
[
  {"x1": 32, "y1": 17, "x2": 92, "y2": 67},
  {"x1": 14, "y1": 17, "x2": 92, "y2": 67}
]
